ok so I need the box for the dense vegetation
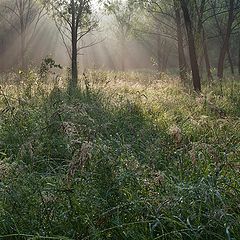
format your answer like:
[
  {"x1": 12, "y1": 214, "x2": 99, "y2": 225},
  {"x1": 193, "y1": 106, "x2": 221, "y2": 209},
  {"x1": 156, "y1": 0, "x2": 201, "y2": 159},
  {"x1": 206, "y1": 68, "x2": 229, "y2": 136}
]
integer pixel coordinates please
[
  {"x1": 0, "y1": 0, "x2": 240, "y2": 239},
  {"x1": 0, "y1": 71, "x2": 239, "y2": 239}
]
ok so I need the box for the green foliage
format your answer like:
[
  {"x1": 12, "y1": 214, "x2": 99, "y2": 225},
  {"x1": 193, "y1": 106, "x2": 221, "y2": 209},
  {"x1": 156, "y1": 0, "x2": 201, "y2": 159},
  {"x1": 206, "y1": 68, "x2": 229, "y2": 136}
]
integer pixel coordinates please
[
  {"x1": 0, "y1": 72, "x2": 240, "y2": 239},
  {"x1": 39, "y1": 57, "x2": 63, "y2": 78},
  {"x1": 104, "y1": 0, "x2": 140, "y2": 39},
  {"x1": 44, "y1": 0, "x2": 97, "y2": 34}
]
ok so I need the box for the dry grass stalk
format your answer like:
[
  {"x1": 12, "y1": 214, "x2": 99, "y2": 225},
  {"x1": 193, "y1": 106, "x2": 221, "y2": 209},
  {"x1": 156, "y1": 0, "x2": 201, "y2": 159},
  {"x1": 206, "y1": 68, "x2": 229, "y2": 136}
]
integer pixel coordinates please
[
  {"x1": 67, "y1": 141, "x2": 92, "y2": 184},
  {"x1": 61, "y1": 121, "x2": 78, "y2": 141},
  {"x1": 169, "y1": 125, "x2": 182, "y2": 145},
  {"x1": 19, "y1": 141, "x2": 34, "y2": 160},
  {"x1": 0, "y1": 160, "x2": 11, "y2": 180},
  {"x1": 189, "y1": 146, "x2": 197, "y2": 166}
]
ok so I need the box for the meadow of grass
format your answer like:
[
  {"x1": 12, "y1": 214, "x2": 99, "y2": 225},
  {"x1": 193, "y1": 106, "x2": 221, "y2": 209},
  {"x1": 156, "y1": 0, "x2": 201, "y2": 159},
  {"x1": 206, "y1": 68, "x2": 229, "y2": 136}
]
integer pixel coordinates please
[{"x1": 0, "y1": 70, "x2": 239, "y2": 240}]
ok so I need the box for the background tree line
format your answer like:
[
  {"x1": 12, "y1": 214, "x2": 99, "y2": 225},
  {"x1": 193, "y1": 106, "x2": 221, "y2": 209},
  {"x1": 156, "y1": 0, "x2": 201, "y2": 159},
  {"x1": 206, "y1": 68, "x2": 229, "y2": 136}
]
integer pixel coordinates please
[{"x1": 0, "y1": 0, "x2": 239, "y2": 92}]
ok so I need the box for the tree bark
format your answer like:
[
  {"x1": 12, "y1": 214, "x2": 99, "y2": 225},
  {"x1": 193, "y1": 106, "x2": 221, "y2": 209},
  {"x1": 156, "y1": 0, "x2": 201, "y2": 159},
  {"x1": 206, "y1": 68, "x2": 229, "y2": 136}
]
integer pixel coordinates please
[
  {"x1": 70, "y1": 0, "x2": 78, "y2": 90},
  {"x1": 20, "y1": 0, "x2": 26, "y2": 70},
  {"x1": 20, "y1": 29, "x2": 26, "y2": 70},
  {"x1": 180, "y1": 0, "x2": 201, "y2": 92},
  {"x1": 227, "y1": 48, "x2": 235, "y2": 75},
  {"x1": 157, "y1": 37, "x2": 162, "y2": 71},
  {"x1": 202, "y1": 29, "x2": 213, "y2": 81},
  {"x1": 174, "y1": 0, "x2": 188, "y2": 82},
  {"x1": 195, "y1": 0, "x2": 213, "y2": 81},
  {"x1": 217, "y1": 0, "x2": 235, "y2": 79}
]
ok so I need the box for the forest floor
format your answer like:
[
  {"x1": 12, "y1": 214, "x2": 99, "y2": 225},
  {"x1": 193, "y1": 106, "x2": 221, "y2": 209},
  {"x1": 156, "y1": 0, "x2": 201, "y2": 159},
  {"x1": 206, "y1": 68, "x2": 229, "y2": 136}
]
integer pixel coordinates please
[{"x1": 0, "y1": 71, "x2": 240, "y2": 240}]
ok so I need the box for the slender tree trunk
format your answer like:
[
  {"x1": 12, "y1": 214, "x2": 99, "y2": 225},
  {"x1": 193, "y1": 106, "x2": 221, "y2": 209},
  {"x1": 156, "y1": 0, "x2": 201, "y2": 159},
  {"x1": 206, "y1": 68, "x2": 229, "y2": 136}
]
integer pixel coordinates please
[
  {"x1": 20, "y1": 30, "x2": 26, "y2": 70},
  {"x1": 227, "y1": 48, "x2": 235, "y2": 75},
  {"x1": 174, "y1": 0, "x2": 188, "y2": 82},
  {"x1": 163, "y1": 44, "x2": 171, "y2": 71},
  {"x1": 20, "y1": 0, "x2": 25, "y2": 70},
  {"x1": 157, "y1": 37, "x2": 162, "y2": 71},
  {"x1": 70, "y1": 0, "x2": 78, "y2": 91},
  {"x1": 180, "y1": 0, "x2": 201, "y2": 92},
  {"x1": 217, "y1": 0, "x2": 235, "y2": 79},
  {"x1": 199, "y1": 53, "x2": 204, "y2": 78},
  {"x1": 71, "y1": 29, "x2": 78, "y2": 89},
  {"x1": 202, "y1": 29, "x2": 213, "y2": 81},
  {"x1": 194, "y1": 0, "x2": 213, "y2": 81}
]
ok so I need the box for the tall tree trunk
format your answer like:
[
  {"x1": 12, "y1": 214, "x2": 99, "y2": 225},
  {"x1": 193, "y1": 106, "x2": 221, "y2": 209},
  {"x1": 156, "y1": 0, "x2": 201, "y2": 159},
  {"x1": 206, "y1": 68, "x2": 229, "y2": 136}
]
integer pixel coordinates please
[
  {"x1": 174, "y1": 0, "x2": 188, "y2": 82},
  {"x1": 180, "y1": 0, "x2": 201, "y2": 92},
  {"x1": 194, "y1": 0, "x2": 213, "y2": 81},
  {"x1": 199, "y1": 52, "x2": 204, "y2": 78},
  {"x1": 70, "y1": 0, "x2": 78, "y2": 91},
  {"x1": 20, "y1": 0, "x2": 25, "y2": 70},
  {"x1": 20, "y1": 30, "x2": 26, "y2": 70},
  {"x1": 71, "y1": 30, "x2": 78, "y2": 89},
  {"x1": 163, "y1": 43, "x2": 171, "y2": 72},
  {"x1": 227, "y1": 48, "x2": 235, "y2": 75},
  {"x1": 202, "y1": 29, "x2": 213, "y2": 81},
  {"x1": 157, "y1": 37, "x2": 162, "y2": 72},
  {"x1": 217, "y1": 0, "x2": 235, "y2": 79}
]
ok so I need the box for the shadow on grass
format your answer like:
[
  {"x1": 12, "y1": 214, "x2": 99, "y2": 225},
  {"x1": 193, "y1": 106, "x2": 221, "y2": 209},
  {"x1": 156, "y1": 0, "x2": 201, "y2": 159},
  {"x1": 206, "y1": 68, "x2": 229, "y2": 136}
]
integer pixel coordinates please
[{"x1": 2, "y1": 87, "x2": 238, "y2": 240}]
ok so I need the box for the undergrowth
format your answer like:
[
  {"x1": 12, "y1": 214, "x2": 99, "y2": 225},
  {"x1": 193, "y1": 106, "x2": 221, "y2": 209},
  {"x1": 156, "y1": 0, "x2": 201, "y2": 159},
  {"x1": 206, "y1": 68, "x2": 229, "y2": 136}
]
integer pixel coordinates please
[{"x1": 0, "y1": 70, "x2": 239, "y2": 240}]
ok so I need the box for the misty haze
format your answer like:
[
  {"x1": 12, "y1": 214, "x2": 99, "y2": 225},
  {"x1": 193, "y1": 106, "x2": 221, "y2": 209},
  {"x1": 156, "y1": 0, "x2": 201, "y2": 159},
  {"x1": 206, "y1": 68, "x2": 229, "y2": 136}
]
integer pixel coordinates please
[{"x1": 0, "y1": 0, "x2": 240, "y2": 239}]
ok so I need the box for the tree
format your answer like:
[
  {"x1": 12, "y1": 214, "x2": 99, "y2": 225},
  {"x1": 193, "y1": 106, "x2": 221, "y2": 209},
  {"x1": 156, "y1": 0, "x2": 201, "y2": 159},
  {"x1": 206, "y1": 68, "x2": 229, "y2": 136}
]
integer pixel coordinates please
[
  {"x1": 134, "y1": 0, "x2": 189, "y2": 80},
  {"x1": 0, "y1": 0, "x2": 46, "y2": 70},
  {"x1": 104, "y1": 0, "x2": 137, "y2": 71},
  {"x1": 180, "y1": 0, "x2": 201, "y2": 92},
  {"x1": 45, "y1": 0, "x2": 98, "y2": 91},
  {"x1": 133, "y1": 11, "x2": 175, "y2": 73},
  {"x1": 146, "y1": 1, "x2": 179, "y2": 72},
  {"x1": 174, "y1": 0, "x2": 188, "y2": 81},
  {"x1": 211, "y1": 0, "x2": 240, "y2": 79},
  {"x1": 193, "y1": 0, "x2": 213, "y2": 81}
]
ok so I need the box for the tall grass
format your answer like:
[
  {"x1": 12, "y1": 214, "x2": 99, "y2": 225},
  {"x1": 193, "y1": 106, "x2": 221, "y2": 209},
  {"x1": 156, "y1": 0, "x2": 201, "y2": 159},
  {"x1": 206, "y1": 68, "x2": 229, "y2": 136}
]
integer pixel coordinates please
[{"x1": 0, "y1": 70, "x2": 240, "y2": 239}]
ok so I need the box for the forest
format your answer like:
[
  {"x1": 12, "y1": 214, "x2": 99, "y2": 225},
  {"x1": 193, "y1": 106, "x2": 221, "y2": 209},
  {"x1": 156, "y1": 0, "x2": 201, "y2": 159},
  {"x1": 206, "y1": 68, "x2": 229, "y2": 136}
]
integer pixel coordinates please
[{"x1": 0, "y1": 0, "x2": 240, "y2": 239}]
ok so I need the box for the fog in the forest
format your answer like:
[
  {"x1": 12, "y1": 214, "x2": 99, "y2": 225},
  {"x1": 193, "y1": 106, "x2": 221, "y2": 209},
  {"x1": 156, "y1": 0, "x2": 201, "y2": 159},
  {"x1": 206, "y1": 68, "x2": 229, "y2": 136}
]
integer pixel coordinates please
[
  {"x1": 0, "y1": 0, "x2": 239, "y2": 83},
  {"x1": 1, "y1": 1, "x2": 240, "y2": 239},
  {"x1": 0, "y1": 1, "x2": 178, "y2": 72}
]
